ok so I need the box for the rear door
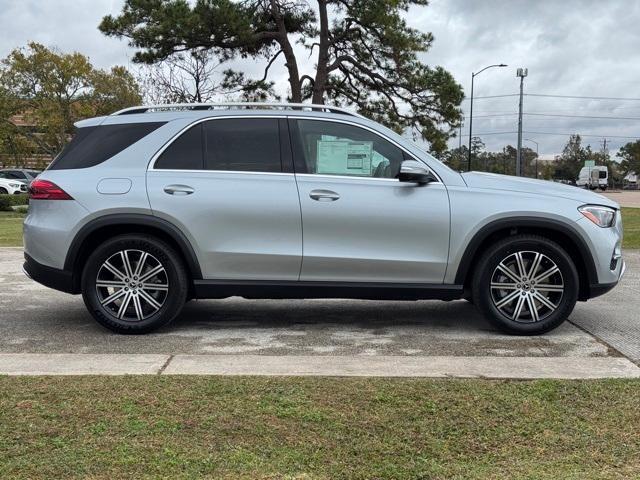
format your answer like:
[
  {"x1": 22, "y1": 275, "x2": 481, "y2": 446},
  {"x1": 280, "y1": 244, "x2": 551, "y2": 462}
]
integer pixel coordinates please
[{"x1": 147, "y1": 117, "x2": 302, "y2": 280}]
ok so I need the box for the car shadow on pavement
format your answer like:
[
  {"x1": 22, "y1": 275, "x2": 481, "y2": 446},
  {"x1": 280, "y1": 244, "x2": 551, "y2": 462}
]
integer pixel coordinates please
[{"x1": 171, "y1": 298, "x2": 494, "y2": 332}]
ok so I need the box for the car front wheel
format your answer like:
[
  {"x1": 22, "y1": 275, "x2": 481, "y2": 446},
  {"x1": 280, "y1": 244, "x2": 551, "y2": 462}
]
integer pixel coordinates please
[
  {"x1": 472, "y1": 234, "x2": 579, "y2": 335},
  {"x1": 81, "y1": 234, "x2": 188, "y2": 334}
]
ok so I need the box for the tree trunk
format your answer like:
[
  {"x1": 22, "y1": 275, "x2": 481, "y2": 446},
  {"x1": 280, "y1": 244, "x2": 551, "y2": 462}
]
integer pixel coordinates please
[
  {"x1": 270, "y1": 0, "x2": 302, "y2": 102},
  {"x1": 312, "y1": 0, "x2": 330, "y2": 104}
]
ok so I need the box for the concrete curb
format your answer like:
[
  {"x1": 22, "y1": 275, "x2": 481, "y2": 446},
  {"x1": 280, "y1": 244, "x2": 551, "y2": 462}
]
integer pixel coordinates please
[
  {"x1": 0, "y1": 354, "x2": 169, "y2": 375},
  {"x1": 1, "y1": 354, "x2": 639, "y2": 378}
]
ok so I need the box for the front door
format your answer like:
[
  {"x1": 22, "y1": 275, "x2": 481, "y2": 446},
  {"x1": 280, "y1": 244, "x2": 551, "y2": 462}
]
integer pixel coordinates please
[
  {"x1": 147, "y1": 117, "x2": 302, "y2": 280},
  {"x1": 290, "y1": 118, "x2": 450, "y2": 284}
]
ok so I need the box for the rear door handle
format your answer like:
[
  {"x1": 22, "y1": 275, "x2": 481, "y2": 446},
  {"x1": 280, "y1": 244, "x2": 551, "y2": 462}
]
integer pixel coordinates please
[
  {"x1": 309, "y1": 189, "x2": 340, "y2": 202},
  {"x1": 164, "y1": 184, "x2": 194, "y2": 196}
]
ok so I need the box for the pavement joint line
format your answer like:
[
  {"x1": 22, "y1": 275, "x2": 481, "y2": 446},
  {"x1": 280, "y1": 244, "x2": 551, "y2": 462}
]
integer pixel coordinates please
[
  {"x1": 157, "y1": 354, "x2": 175, "y2": 375},
  {"x1": 2, "y1": 354, "x2": 639, "y2": 378},
  {"x1": 568, "y1": 318, "x2": 638, "y2": 367}
]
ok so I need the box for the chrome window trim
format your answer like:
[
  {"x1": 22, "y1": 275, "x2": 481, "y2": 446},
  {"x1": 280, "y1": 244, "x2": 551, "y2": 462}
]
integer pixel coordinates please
[
  {"x1": 148, "y1": 115, "x2": 283, "y2": 172},
  {"x1": 149, "y1": 169, "x2": 293, "y2": 177},
  {"x1": 148, "y1": 113, "x2": 442, "y2": 184},
  {"x1": 287, "y1": 116, "x2": 442, "y2": 184}
]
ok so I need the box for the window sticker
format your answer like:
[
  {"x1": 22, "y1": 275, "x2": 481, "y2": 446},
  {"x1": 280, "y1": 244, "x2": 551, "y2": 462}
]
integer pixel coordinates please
[{"x1": 316, "y1": 139, "x2": 373, "y2": 175}]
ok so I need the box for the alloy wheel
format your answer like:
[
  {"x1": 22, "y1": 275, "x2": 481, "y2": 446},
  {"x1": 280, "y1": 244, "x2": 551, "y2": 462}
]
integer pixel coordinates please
[
  {"x1": 490, "y1": 250, "x2": 564, "y2": 323},
  {"x1": 95, "y1": 249, "x2": 169, "y2": 321}
]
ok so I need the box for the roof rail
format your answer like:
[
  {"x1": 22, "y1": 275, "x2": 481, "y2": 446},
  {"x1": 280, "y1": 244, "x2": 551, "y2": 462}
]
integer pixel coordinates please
[{"x1": 111, "y1": 102, "x2": 365, "y2": 119}]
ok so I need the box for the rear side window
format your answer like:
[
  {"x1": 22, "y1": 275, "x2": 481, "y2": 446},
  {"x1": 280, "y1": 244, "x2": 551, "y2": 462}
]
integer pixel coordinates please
[
  {"x1": 204, "y1": 118, "x2": 281, "y2": 172},
  {"x1": 155, "y1": 123, "x2": 204, "y2": 170},
  {"x1": 48, "y1": 122, "x2": 165, "y2": 170}
]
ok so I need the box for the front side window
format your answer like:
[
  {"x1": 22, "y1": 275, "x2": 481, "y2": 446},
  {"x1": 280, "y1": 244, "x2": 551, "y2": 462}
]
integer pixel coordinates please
[
  {"x1": 292, "y1": 119, "x2": 405, "y2": 178},
  {"x1": 204, "y1": 118, "x2": 281, "y2": 172}
]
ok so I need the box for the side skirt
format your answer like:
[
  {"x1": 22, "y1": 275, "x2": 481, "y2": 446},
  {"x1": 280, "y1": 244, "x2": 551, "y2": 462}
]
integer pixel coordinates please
[{"x1": 193, "y1": 280, "x2": 464, "y2": 301}]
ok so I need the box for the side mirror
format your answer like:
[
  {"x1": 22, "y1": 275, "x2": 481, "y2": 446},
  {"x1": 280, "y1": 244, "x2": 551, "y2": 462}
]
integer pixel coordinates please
[{"x1": 398, "y1": 160, "x2": 436, "y2": 184}]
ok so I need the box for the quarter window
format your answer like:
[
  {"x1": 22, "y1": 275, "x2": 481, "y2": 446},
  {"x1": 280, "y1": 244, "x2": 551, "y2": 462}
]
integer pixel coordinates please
[
  {"x1": 204, "y1": 118, "x2": 281, "y2": 172},
  {"x1": 49, "y1": 122, "x2": 165, "y2": 170},
  {"x1": 292, "y1": 119, "x2": 405, "y2": 178}
]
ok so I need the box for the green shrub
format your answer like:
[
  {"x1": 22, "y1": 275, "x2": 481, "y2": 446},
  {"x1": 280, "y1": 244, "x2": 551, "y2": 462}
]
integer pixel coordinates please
[
  {"x1": 0, "y1": 196, "x2": 11, "y2": 211},
  {"x1": 0, "y1": 194, "x2": 28, "y2": 206}
]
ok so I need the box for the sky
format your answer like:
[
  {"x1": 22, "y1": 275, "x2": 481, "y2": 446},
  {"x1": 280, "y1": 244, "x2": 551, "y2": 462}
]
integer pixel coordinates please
[{"x1": 1, "y1": 0, "x2": 639, "y2": 156}]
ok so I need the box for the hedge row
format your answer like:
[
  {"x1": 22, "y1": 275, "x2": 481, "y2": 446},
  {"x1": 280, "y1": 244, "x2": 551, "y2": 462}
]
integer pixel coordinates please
[
  {"x1": 0, "y1": 194, "x2": 29, "y2": 207},
  {"x1": 0, "y1": 196, "x2": 12, "y2": 211}
]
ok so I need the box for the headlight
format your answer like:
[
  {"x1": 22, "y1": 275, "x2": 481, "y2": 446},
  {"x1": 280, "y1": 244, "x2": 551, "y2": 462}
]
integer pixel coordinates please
[
  {"x1": 9, "y1": 183, "x2": 20, "y2": 188},
  {"x1": 579, "y1": 205, "x2": 616, "y2": 228}
]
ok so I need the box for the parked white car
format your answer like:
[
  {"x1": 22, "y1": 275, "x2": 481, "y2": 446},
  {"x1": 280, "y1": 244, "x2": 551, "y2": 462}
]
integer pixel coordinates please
[{"x1": 0, "y1": 177, "x2": 28, "y2": 195}]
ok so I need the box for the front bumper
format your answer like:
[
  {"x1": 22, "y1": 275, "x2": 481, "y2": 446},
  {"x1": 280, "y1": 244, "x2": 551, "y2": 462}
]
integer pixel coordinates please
[
  {"x1": 23, "y1": 253, "x2": 76, "y2": 294},
  {"x1": 588, "y1": 259, "x2": 626, "y2": 299}
]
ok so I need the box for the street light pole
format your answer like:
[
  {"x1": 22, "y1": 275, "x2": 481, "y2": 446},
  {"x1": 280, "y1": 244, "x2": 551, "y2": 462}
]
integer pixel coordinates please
[
  {"x1": 525, "y1": 138, "x2": 538, "y2": 178},
  {"x1": 516, "y1": 67, "x2": 528, "y2": 177},
  {"x1": 467, "y1": 63, "x2": 508, "y2": 172}
]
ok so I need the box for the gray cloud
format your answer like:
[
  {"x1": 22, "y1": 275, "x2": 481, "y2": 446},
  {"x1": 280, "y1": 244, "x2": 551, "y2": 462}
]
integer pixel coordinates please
[
  {"x1": 415, "y1": 0, "x2": 640, "y2": 155},
  {"x1": 1, "y1": 0, "x2": 639, "y2": 155}
]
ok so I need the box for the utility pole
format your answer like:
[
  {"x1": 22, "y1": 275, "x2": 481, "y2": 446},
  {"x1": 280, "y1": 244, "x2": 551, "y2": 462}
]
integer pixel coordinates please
[
  {"x1": 600, "y1": 138, "x2": 609, "y2": 161},
  {"x1": 516, "y1": 68, "x2": 528, "y2": 177},
  {"x1": 525, "y1": 138, "x2": 538, "y2": 178},
  {"x1": 459, "y1": 117, "x2": 463, "y2": 149}
]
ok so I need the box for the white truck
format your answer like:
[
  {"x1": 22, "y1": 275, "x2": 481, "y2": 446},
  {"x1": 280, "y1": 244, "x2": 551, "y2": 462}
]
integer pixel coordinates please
[{"x1": 577, "y1": 165, "x2": 608, "y2": 191}]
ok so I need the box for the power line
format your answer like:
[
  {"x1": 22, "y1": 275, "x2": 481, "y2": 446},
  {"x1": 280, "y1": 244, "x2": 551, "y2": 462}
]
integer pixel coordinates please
[
  {"x1": 474, "y1": 130, "x2": 639, "y2": 139},
  {"x1": 463, "y1": 94, "x2": 518, "y2": 100},
  {"x1": 465, "y1": 93, "x2": 640, "y2": 101},
  {"x1": 472, "y1": 112, "x2": 640, "y2": 120},
  {"x1": 526, "y1": 93, "x2": 640, "y2": 101}
]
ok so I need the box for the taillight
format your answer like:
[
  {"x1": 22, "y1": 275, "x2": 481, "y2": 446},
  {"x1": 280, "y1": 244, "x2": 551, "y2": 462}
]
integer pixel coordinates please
[{"x1": 28, "y1": 179, "x2": 73, "y2": 200}]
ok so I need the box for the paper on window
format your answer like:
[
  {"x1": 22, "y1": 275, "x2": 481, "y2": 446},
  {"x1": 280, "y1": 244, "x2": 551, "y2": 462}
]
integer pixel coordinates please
[{"x1": 316, "y1": 140, "x2": 373, "y2": 175}]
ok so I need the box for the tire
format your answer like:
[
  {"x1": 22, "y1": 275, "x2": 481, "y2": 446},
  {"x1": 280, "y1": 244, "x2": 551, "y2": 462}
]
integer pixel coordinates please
[
  {"x1": 472, "y1": 234, "x2": 578, "y2": 335},
  {"x1": 81, "y1": 234, "x2": 188, "y2": 334},
  {"x1": 0, "y1": 187, "x2": 7, "y2": 194}
]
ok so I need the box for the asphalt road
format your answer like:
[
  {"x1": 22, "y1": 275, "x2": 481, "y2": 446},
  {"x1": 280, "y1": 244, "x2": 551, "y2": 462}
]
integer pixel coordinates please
[{"x1": 1, "y1": 247, "x2": 637, "y2": 362}]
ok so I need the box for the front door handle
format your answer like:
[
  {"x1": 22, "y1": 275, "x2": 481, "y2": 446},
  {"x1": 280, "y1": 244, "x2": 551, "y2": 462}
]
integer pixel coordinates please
[
  {"x1": 309, "y1": 189, "x2": 340, "y2": 202},
  {"x1": 164, "y1": 184, "x2": 194, "y2": 196}
]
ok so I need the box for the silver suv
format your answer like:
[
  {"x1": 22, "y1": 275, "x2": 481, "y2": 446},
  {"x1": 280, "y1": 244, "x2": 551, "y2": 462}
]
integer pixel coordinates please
[{"x1": 23, "y1": 103, "x2": 625, "y2": 335}]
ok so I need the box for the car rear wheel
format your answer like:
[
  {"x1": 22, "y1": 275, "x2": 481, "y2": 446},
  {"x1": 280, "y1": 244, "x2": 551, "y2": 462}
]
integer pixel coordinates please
[
  {"x1": 472, "y1": 234, "x2": 579, "y2": 335},
  {"x1": 81, "y1": 234, "x2": 188, "y2": 334}
]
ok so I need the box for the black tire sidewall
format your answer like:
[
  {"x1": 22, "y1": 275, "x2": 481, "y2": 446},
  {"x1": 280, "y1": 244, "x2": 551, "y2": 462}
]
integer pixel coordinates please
[
  {"x1": 473, "y1": 236, "x2": 579, "y2": 335},
  {"x1": 81, "y1": 235, "x2": 188, "y2": 334}
]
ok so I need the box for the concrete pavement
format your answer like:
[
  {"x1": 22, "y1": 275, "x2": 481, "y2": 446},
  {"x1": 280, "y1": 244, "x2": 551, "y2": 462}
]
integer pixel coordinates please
[
  {"x1": 602, "y1": 191, "x2": 640, "y2": 208},
  {"x1": 1, "y1": 247, "x2": 638, "y2": 377}
]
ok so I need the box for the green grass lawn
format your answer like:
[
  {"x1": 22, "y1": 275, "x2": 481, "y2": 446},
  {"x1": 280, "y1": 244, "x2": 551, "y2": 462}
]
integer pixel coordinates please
[
  {"x1": 622, "y1": 207, "x2": 640, "y2": 249},
  {"x1": 0, "y1": 376, "x2": 639, "y2": 479},
  {"x1": 0, "y1": 210, "x2": 25, "y2": 247}
]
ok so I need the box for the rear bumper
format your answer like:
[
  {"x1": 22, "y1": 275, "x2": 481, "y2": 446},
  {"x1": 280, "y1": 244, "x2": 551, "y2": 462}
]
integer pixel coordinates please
[{"x1": 23, "y1": 253, "x2": 77, "y2": 294}]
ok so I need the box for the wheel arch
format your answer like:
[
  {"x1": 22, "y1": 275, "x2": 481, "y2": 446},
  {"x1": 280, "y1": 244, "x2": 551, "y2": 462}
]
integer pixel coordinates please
[
  {"x1": 65, "y1": 214, "x2": 202, "y2": 293},
  {"x1": 455, "y1": 217, "x2": 597, "y2": 301}
]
